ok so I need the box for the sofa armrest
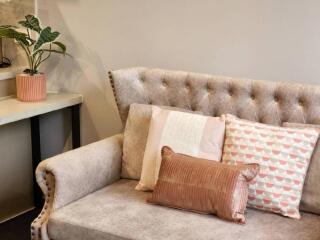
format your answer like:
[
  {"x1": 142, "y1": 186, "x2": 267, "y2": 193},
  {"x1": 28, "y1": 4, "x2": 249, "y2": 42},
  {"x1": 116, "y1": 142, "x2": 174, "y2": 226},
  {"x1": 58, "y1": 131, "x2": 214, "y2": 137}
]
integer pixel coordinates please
[{"x1": 31, "y1": 134, "x2": 123, "y2": 240}]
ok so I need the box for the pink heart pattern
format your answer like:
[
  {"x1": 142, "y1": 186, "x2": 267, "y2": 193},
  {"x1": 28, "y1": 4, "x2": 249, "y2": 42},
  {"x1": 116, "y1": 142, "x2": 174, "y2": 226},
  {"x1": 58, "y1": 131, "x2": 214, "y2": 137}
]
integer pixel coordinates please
[{"x1": 222, "y1": 115, "x2": 319, "y2": 219}]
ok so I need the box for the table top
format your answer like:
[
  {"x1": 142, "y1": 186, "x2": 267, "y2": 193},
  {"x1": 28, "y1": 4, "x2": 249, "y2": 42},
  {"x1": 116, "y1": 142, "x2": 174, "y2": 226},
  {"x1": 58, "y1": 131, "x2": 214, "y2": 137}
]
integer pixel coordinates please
[{"x1": 0, "y1": 93, "x2": 83, "y2": 125}]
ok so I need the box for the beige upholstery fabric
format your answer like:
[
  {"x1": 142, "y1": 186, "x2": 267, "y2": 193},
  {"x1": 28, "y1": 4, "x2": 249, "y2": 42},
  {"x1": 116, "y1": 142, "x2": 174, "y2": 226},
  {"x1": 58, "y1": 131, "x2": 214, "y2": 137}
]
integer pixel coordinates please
[
  {"x1": 48, "y1": 179, "x2": 320, "y2": 240},
  {"x1": 110, "y1": 68, "x2": 320, "y2": 126},
  {"x1": 31, "y1": 134, "x2": 123, "y2": 240},
  {"x1": 283, "y1": 122, "x2": 320, "y2": 214},
  {"x1": 122, "y1": 103, "x2": 201, "y2": 180},
  {"x1": 122, "y1": 103, "x2": 151, "y2": 180}
]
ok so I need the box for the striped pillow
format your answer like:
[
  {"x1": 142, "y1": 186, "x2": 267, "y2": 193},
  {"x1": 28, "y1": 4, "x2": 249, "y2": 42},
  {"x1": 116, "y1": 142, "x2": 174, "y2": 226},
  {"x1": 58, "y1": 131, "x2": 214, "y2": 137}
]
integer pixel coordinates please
[
  {"x1": 222, "y1": 115, "x2": 319, "y2": 219},
  {"x1": 136, "y1": 106, "x2": 225, "y2": 191},
  {"x1": 122, "y1": 103, "x2": 201, "y2": 180}
]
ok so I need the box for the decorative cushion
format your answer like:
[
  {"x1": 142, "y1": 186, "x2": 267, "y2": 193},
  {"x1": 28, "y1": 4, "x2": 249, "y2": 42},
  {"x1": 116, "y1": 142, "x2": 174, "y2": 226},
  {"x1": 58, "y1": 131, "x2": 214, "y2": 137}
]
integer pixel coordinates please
[
  {"x1": 222, "y1": 115, "x2": 319, "y2": 219},
  {"x1": 283, "y1": 122, "x2": 320, "y2": 214},
  {"x1": 122, "y1": 103, "x2": 201, "y2": 180},
  {"x1": 148, "y1": 146, "x2": 260, "y2": 224},
  {"x1": 136, "y1": 106, "x2": 225, "y2": 191}
]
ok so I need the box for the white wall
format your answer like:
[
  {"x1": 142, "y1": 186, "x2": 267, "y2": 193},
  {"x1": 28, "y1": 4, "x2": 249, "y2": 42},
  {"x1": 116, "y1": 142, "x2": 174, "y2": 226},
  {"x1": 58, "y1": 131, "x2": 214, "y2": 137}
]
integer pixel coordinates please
[{"x1": 37, "y1": 0, "x2": 320, "y2": 145}]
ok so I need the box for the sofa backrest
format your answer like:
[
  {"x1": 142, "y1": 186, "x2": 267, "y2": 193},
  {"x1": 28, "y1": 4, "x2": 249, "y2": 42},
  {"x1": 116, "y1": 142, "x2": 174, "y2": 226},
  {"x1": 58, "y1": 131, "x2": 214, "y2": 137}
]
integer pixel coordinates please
[{"x1": 109, "y1": 67, "x2": 320, "y2": 126}]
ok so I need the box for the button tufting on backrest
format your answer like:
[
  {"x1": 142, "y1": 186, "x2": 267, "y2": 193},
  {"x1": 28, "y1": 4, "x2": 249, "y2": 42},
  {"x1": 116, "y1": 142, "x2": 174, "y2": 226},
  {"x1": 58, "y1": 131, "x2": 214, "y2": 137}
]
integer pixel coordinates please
[
  {"x1": 111, "y1": 68, "x2": 320, "y2": 126},
  {"x1": 140, "y1": 75, "x2": 145, "y2": 83},
  {"x1": 258, "y1": 115, "x2": 265, "y2": 123},
  {"x1": 298, "y1": 97, "x2": 305, "y2": 106},
  {"x1": 228, "y1": 87, "x2": 234, "y2": 96},
  {"x1": 207, "y1": 83, "x2": 215, "y2": 94},
  {"x1": 162, "y1": 79, "x2": 168, "y2": 87},
  {"x1": 185, "y1": 81, "x2": 191, "y2": 88}
]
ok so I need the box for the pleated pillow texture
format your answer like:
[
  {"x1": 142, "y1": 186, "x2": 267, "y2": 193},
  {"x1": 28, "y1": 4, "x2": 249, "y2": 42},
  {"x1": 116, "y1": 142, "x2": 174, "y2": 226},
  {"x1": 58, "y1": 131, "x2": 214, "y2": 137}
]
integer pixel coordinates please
[
  {"x1": 222, "y1": 115, "x2": 319, "y2": 219},
  {"x1": 136, "y1": 106, "x2": 225, "y2": 191},
  {"x1": 283, "y1": 122, "x2": 320, "y2": 214},
  {"x1": 148, "y1": 146, "x2": 260, "y2": 224}
]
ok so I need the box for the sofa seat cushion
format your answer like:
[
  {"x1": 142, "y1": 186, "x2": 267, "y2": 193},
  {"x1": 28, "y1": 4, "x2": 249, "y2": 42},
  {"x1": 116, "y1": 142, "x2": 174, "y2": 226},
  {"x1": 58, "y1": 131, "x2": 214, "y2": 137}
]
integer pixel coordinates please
[{"x1": 48, "y1": 180, "x2": 320, "y2": 240}]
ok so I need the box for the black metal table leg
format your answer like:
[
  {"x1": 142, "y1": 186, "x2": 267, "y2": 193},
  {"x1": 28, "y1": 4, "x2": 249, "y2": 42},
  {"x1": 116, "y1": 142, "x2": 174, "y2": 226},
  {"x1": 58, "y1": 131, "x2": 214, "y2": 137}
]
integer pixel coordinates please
[
  {"x1": 30, "y1": 105, "x2": 81, "y2": 208},
  {"x1": 70, "y1": 104, "x2": 81, "y2": 149},
  {"x1": 30, "y1": 116, "x2": 43, "y2": 208}
]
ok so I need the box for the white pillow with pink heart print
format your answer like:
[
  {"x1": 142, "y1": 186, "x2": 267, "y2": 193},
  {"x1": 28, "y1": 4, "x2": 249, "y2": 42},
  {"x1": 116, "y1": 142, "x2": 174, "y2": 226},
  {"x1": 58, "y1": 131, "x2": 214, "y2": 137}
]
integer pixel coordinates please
[{"x1": 222, "y1": 115, "x2": 319, "y2": 219}]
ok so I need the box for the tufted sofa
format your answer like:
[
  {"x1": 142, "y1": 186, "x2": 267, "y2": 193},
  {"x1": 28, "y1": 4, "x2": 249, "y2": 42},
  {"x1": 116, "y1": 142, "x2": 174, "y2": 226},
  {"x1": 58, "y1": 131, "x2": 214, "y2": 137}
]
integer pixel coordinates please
[{"x1": 31, "y1": 68, "x2": 320, "y2": 240}]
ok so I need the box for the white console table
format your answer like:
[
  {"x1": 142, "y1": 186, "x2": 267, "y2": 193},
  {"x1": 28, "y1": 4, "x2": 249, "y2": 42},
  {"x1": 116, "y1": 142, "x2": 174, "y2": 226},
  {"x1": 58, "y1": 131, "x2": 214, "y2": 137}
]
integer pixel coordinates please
[{"x1": 0, "y1": 93, "x2": 83, "y2": 207}]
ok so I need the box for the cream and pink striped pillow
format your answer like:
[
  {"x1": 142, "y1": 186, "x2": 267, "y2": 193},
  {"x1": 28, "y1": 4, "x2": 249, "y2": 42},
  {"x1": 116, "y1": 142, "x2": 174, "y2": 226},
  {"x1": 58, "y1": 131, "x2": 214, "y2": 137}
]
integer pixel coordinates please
[{"x1": 136, "y1": 106, "x2": 225, "y2": 191}]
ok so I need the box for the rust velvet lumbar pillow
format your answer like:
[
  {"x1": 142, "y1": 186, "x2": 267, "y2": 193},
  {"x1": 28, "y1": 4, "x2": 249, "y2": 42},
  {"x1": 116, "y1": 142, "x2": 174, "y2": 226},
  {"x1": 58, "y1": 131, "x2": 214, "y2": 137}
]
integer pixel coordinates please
[{"x1": 148, "y1": 146, "x2": 260, "y2": 224}]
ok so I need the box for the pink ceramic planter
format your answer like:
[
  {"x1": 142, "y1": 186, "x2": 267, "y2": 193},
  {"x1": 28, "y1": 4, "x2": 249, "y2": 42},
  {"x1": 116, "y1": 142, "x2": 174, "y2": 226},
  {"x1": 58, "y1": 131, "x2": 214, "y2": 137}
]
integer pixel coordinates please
[{"x1": 16, "y1": 73, "x2": 47, "y2": 102}]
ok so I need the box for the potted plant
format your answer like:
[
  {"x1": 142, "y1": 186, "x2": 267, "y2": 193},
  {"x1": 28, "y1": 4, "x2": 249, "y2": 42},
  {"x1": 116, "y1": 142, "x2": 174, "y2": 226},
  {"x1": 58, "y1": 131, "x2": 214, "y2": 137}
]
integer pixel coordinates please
[{"x1": 0, "y1": 15, "x2": 68, "y2": 101}]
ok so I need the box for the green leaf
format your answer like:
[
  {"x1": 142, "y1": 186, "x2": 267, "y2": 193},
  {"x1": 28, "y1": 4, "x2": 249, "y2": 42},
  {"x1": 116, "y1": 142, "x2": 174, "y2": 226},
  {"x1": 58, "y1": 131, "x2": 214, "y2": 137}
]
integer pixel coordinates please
[
  {"x1": 34, "y1": 27, "x2": 60, "y2": 51},
  {"x1": 52, "y1": 41, "x2": 66, "y2": 54},
  {"x1": 18, "y1": 15, "x2": 42, "y2": 33},
  {"x1": 41, "y1": 49, "x2": 71, "y2": 57},
  {"x1": 0, "y1": 25, "x2": 17, "y2": 29},
  {"x1": 23, "y1": 68, "x2": 38, "y2": 75},
  {"x1": 0, "y1": 27, "x2": 30, "y2": 46}
]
